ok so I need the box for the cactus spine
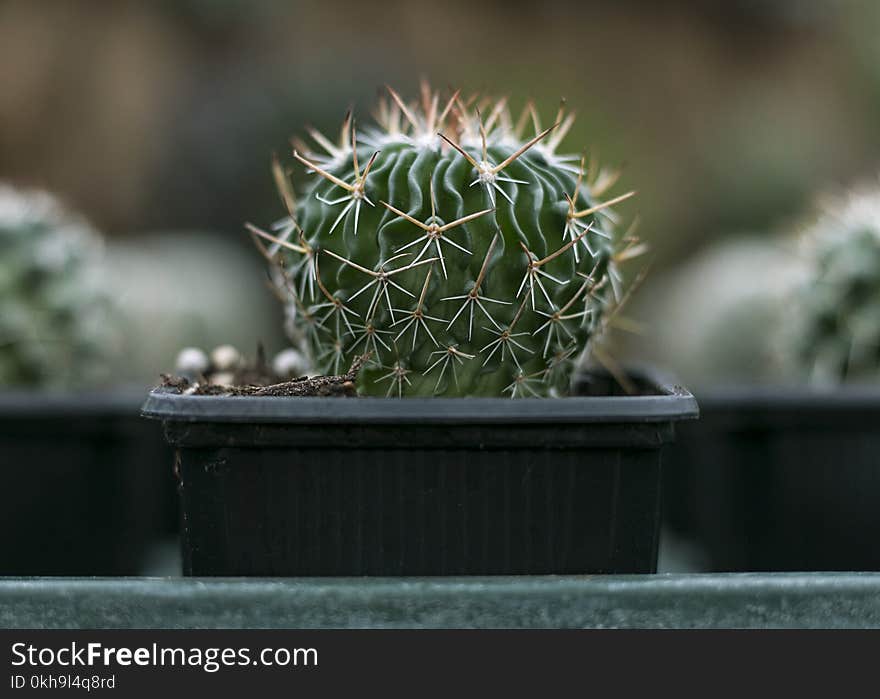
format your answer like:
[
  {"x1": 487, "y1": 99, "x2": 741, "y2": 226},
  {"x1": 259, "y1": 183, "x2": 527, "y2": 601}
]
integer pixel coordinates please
[{"x1": 250, "y1": 84, "x2": 642, "y2": 397}]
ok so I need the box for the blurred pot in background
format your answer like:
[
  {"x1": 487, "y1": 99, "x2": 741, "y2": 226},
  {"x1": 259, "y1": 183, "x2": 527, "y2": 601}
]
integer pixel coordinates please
[
  {"x1": 0, "y1": 189, "x2": 286, "y2": 574},
  {"x1": 635, "y1": 184, "x2": 880, "y2": 572},
  {"x1": 0, "y1": 185, "x2": 172, "y2": 574}
]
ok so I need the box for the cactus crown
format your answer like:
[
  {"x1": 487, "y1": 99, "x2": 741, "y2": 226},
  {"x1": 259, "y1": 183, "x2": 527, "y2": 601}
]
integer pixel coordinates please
[
  {"x1": 789, "y1": 186, "x2": 880, "y2": 383},
  {"x1": 250, "y1": 83, "x2": 643, "y2": 397},
  {"x1": 0, "y1": 186, "x2": 117, "y2": 388}
]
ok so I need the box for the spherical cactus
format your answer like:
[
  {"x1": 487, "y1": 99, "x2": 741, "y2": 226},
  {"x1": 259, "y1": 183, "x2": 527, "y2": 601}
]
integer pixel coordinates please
[
  {"x1": 0, "y1": 185, "x2": 118, "y2": 388},
  {"x1": 249, "y1": 84, "x2": 642, "y2": 397},
  {"x1": 787, "y1": 185, "x2": 880, "y2": 383}
]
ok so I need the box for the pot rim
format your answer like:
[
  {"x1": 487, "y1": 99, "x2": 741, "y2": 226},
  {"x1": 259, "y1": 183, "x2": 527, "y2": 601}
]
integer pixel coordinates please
[{"x1": 140, "y1": 365, "x2": 698, "y2": 425}]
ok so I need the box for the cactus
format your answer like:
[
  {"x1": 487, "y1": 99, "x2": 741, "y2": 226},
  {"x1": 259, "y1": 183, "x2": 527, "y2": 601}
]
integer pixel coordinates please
[
  {"x1": 249, "y1": 84, "x2": 642, "y2": 397},
  {"x1": 630, "y1": 236, "x2": 807, "y2": 387},
  {"x1": 787, "y1": 185, "x2": 880, "y2": 383},
  {"x1": 0, "y1": 185, "x2": 118, "y2": 388}
]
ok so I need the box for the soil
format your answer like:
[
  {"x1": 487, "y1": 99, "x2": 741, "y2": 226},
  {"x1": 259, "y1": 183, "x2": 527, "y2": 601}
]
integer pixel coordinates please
[{"x1": 160, "y1": 353, "x2": 368, "y2": 398}]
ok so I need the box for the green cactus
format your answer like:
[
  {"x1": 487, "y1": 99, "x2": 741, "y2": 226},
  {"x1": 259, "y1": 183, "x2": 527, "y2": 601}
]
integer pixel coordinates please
[
  {"x1": 0, "y1": 186, "x2": 118, "y2": 388},
  {"x1": 788, "y1": 186, "x2": 880, "y2": 383},
  {"x1": 250, "y1": 84, "x2": 642, "y2": 397}
]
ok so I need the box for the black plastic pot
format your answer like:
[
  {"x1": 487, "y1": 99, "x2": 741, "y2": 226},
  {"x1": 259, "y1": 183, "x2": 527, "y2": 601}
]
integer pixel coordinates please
[
  {"x1": 142, "y1": 368, "x2": 698, "y2": 576},
  {"x1": 664, "y1": 386, "x2": 880, "y2": 571},
  {"x1": 0, "y1": 390, "x2": 176, "y2": 575}
]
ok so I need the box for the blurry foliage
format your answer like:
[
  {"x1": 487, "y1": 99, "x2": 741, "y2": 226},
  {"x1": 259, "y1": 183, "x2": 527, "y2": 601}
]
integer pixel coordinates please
[
  {"x1": 146, "y1": 69, "x2": 361, "y2": 235},
  {"x1": 1, "y1": 1, "x2": 877, "y2": 245}
]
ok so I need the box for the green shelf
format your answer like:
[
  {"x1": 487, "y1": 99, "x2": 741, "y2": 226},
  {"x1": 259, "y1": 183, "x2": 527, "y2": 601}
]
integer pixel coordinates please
[{"x1": 2, "y1": 573, "x2": 879, "y2": 629}]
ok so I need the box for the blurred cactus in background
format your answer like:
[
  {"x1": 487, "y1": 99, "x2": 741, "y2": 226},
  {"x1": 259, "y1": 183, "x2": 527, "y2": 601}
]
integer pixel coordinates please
[
  {"x1": 0, "y1": 185, "x2": 119, "y2": 387},
  {"x1": 787, "y1": 183, "x2": 880, "y2": 383},
  {"x1": 250, "y1": 83, "x2": 643, "y2": 397},
  {"x1": 630, "y1": 179, "x2": 880, "y2": 389},
  {"x1": 627, "y1": 236, "x2": 806, "y2": 388}
]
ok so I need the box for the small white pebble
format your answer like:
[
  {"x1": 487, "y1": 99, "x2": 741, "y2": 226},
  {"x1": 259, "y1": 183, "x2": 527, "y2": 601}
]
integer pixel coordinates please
[
  {"x1": 272, "y1": 348, "x2": 308, "y2": 378},
  {"x1": 210, "y1": 344, "x2": 241, "y2": 372},
  {"x1": 209, "y1": 371, "x2": 235, "y2": 386},
  {"x1": 175, "y1": 347, "x2": 209, "y2": 376}
]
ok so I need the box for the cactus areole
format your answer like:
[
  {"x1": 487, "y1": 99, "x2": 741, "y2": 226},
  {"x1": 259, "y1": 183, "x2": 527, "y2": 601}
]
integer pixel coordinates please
[{"x1": 249, "y1": 84, "x2": 643, "y2": 397}]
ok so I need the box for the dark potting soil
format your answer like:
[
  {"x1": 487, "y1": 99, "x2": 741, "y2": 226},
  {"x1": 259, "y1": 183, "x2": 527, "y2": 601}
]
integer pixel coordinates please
[
  {"x1": 158, "y1": 342, "x2": 666, "y2": 400},
  {"x1": 159, "y1": 354, "x2": 365, "y2": 397}
]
